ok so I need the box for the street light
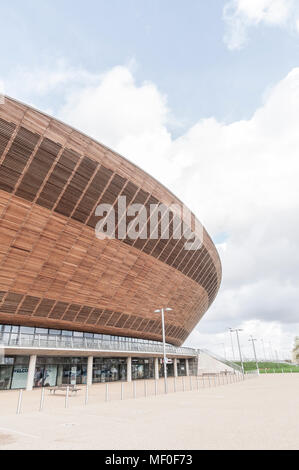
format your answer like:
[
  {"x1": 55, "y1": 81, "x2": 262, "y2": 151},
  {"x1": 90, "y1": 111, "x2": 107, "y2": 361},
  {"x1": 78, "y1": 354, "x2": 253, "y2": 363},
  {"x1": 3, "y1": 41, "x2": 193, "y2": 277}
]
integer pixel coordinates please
[
  {"x1": 228, "y1": 328, "x2": 236, "y2": 361},
  {"x1": 248, "y1": 336, "x2": 259, "y2": 374},
  {"x1": 230, "y1": 328, "x2": 244, "y2": 374},
  {"x1": 155, "y1": 307, "x2": 172, "y2": 393}
]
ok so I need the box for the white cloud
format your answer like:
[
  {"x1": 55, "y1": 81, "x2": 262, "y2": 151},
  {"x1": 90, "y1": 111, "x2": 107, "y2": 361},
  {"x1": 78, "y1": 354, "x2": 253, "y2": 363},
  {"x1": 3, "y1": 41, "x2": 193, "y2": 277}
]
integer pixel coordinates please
[
  {"x1": 58, "y1": 66, "x2": 173, "y2": 180},
  {"x1": 8, "y1": 59, "x2": 99, "y2": 96},
  {"x1": 3, "y1": 62, "x2": 299, "y2": 359},
  {"x1": 223, "y1": 0, "x2": 297, "y2": 50}
]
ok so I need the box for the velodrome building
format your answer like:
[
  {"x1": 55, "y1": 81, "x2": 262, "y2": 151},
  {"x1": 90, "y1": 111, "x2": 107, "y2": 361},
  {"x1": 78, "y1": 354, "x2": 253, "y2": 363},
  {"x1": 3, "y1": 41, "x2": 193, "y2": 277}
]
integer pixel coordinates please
[{"x1": 0, "y1": 97, "x2": 222, "y2": 391}]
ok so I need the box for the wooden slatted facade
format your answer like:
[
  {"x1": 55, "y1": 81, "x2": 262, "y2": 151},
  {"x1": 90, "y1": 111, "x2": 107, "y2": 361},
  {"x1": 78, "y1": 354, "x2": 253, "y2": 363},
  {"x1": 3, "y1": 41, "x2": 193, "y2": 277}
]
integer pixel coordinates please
[{"x1": 0, "y1": 97, "x2": 222, "y2": 346}]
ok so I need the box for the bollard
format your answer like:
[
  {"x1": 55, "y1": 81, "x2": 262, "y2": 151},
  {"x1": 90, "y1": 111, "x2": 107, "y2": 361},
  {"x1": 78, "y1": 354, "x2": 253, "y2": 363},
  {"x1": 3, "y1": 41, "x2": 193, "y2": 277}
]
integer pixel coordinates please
[
  {"x1": 155, "y1": 380, "x2": 158, "y2": 396},
  {"x1": 65, "y1": 386, "x2": 69, "y2": 409},
  {"x1": 39, "y1": 387, "x2": 45, "y2": 412},
  {"x1": 16, "y1": 389, "x2": 23, "y2": 415},
  {"x1": 133, "y1": 381, "x2": 137, "y2": 399},
  {"x1": 121, "y1": 383, "x2": 124, "y2": 400},
  {"x1": 105, "y1": 383, "x2": 109, "y2": 402},
  {"x1": 174, "y1": 377, "x2": 177, "y2": 393},
  {"x1": 144, "y1": 381, "x2": 147, "y2": 397},
  {"x1": 85, "y1": 385, "x2": 89, "y2": 406}
]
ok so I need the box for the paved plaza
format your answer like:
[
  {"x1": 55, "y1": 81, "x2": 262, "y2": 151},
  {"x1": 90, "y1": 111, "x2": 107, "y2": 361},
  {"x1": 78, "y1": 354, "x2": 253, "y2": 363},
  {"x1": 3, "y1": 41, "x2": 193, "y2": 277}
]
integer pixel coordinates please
[{"x1": 0, "y1": 374, "x2": 298, "y2": 450}]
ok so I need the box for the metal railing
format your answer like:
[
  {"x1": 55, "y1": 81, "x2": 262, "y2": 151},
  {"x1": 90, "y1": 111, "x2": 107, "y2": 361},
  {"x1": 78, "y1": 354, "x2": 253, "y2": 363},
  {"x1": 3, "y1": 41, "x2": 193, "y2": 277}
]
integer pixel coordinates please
[{"x1": 2, "y1": 334, "x2": 197, "y2": 357}]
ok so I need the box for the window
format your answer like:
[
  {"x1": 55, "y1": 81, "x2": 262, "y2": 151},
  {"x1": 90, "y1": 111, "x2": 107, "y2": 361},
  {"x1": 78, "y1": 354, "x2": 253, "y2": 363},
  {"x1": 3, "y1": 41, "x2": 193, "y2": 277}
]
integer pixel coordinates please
[
  {"x1": 49, "y1": 329, "x2": 61, "y2": 336},
  {"x1": 83, "y1": 333, "x2": 93, "y2": 338},
  {"x1": 20, "y1": 327, "x2": 35, "y2": 335},
  {"x1": 35, "y1": 328, "x2": 48, "y2": 335},
  {"x1": 62, "y1": 330, "x2": 73, "y2": 337},
  {"x1": 73, "y1": 331, "x2": 83, "y2": 338}
]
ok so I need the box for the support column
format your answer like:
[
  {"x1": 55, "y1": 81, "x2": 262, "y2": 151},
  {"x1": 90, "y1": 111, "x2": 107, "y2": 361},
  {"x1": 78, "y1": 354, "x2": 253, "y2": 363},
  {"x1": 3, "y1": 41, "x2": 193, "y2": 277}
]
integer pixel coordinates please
[
  {"x1": 154, "y1": 357, "x2": 159, "y2": 380},
  {"x1": 87, "y1": 356, "x2": 93, "y2": 386},
  {"x1": 26, "y1": 355, "x2": 37, "y2": 391},
  {"x1": 185, "y1": 358, "x2": 190, "y2": 377},
  {"x1": 174, "y1": 358, "x2": 178, "y2": 378},
  {"x1": 127, "y1": 357, "x2": 132, "y2": 382}
]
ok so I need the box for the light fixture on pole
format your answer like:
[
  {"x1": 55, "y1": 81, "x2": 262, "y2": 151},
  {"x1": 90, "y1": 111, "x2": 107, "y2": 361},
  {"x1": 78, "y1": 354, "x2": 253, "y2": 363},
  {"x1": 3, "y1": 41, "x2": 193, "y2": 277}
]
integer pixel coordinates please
[
  {"x1": 154, "y1": 307, "x2": 172, "y2": 394},
  {"x1": 230, "y1": 328, "x2": 244, "y2": 374},
  {"x1": 248, "y1": 336, "x2": 259, "y2": 374}
]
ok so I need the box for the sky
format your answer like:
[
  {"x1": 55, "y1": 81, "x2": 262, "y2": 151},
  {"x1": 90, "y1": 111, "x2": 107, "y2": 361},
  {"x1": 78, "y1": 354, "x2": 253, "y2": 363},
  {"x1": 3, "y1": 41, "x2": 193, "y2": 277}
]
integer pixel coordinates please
[{"x1": 0, "y1": 0, "x2": 299, "y2": 360}]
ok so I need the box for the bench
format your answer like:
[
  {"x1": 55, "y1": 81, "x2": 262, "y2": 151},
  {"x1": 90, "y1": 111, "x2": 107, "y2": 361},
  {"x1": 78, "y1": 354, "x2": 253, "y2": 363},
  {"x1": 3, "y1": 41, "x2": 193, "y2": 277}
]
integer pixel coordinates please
[{"x1": 48, "y1": 385, "x2": 81, "y2": 395}]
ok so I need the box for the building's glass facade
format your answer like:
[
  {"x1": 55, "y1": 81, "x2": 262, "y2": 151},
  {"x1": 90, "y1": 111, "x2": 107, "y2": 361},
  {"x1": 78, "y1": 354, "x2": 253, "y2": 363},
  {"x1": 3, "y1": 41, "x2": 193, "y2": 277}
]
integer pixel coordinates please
[
  {"x1": 0, "y1": 356, "x2": 30, "y2": 390},
  {"x1": 132, "y1": 358, "x2": 154, "y2": 380},
  {"x1": 158, "y1": 359, "x2": 174, "y2": 378},
  {"x1": 0, "y1": 324, "x2": 191, "y2": 391},
  {"x1": 0, "y1": 324, "x2": 165, "y2": 346},
  {"x1": 0, "y1": 355, "x2": 190, "y2": 390},
  {"x1": 177, "y1": 359, "x2": 187, "y2": 376},
  {"x1": 93, "y1": 358, "x2": 127, "y2": 383},
  {"x1": 34, "y1": 357, "x2": 88, "y2": 387}
]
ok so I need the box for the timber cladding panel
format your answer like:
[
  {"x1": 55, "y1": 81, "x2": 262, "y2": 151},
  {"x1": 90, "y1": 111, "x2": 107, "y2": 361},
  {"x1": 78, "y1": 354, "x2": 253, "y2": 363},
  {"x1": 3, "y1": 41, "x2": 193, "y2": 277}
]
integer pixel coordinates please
[{"x1": 0, "y1": 97, "x2": 221, "y2": 346}]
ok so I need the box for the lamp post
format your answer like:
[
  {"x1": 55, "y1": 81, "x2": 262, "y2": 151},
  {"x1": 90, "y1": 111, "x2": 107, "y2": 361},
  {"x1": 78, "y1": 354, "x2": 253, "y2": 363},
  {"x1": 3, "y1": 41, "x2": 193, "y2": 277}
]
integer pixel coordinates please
[
  {"x1": 249, "y1": 336, "x2": 259, "y2": 374},
  {"x1": 155, "y1": 307, "x2": 172, "y2": 394},
  {"x1": 230, "y1": 328, "x2": 244, "y2": 374},
  {"x1": 228, "y1": 328, "x2": 235, "y2": 361}
]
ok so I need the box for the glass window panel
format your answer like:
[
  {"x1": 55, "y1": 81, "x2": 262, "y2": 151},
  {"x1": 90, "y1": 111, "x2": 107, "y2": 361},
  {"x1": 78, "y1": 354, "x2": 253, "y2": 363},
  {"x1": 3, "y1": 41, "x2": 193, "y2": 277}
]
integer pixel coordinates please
[
  {"x1": 49, "y1": 329, "x2": 61, "y2": 335},
  {"x1": 35, "y1": 328, "x2": 48, "y2": 334},
  {"x1": 11, "y1": 365, "x2": 28, "y2": 389},
  {"x1": 84, "y1": 333, "x2": 93, "y2": 338},
  {"x1": 0, "y1": 365, "x2": 13, "y2": 389},
  {"x1": 62, "y1": 330, "x2": 73, "y2": 337},
  {"x1": 20, "y1": 327, "x2": 35, "y2": 335}
]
